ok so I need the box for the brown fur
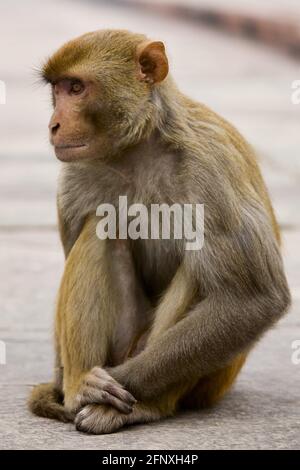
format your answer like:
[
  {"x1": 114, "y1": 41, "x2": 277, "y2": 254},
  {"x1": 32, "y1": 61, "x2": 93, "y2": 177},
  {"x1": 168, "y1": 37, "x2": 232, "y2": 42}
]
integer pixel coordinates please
[{"x1": 28, "y1": 29, "x2": 290, "y2": 434}]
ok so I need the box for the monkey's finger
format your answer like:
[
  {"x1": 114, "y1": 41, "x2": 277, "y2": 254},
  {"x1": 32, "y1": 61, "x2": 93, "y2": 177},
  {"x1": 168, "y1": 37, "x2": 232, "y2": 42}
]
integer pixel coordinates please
[
  {"x1": 85, "y1": 375, "x2": 136, "y2": 405},
  {"x1": 104, "y1": 382, "x2": 137, "y2": 405},
  {"x1": 80, "y1": 388, "x2": 133, "y2": 414},
  {"x1": 86, "y1": 367, "x2": 137, "y2": 405},
  {"x1": 75, "y1": 405, "x2": 95, "y2": 431},
  {"x1": 99, "y1": 391, "x2": 133, "y2": 414}
]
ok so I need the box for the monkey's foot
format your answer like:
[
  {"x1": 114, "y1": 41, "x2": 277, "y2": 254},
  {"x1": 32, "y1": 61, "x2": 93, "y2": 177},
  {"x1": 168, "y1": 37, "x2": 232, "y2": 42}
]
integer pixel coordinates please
[
  {"x1": 75, "y1": 404, "x2": 128, "y2": 434},
  {"x1": 75, "y1": 401, "x2": 167, "y2": 434},
  {"x1": 70, "y1": 367, "x2": 136, "y2": 415}
]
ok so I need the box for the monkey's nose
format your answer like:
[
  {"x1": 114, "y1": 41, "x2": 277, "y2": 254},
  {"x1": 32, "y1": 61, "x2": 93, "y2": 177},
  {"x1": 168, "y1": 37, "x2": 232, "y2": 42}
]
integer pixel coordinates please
[{"x1": 49, "y1": 122, "x2": 60, "y2": 136}]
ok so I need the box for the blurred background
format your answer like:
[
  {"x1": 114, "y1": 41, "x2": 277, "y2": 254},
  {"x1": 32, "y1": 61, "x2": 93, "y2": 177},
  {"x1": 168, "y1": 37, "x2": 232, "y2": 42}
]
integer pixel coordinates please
[{"x1": 0, "y1": 0, "x2": 299, "y2": 450}]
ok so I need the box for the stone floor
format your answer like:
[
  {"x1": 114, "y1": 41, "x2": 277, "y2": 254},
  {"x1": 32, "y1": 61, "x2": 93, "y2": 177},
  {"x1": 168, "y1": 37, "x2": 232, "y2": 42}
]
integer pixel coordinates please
[{"x1": 0, "y1": 0, "x2": 299, "y2": 449}]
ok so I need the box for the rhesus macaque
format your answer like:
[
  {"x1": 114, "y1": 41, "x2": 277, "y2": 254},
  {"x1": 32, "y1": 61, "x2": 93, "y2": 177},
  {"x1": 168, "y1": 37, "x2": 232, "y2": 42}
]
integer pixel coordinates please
[{"x1": 28, "y1": 30, "x2": 290, "y2": 434}]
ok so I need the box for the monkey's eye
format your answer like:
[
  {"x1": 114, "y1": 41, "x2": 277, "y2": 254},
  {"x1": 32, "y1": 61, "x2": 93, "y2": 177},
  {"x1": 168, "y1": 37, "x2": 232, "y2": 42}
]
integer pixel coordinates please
[{"x1": 70, "y1": 81, "x2": 84, "y2": 95}]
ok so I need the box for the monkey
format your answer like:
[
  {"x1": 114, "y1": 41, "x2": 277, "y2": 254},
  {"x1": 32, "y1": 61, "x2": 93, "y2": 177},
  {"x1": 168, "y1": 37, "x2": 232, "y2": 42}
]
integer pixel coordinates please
[{"x1": 28, "y1": 29, "x2": 290, "y2": 434}]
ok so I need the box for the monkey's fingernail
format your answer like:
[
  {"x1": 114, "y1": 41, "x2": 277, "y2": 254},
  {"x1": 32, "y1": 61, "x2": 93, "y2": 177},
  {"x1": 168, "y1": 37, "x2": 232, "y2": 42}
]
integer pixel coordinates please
[
  {"x1": 126, "y1": 393, "x2": 137, "y2": 404},
  {"x1": 122, "y1": 405, "x2": 133, "y2": 414}
]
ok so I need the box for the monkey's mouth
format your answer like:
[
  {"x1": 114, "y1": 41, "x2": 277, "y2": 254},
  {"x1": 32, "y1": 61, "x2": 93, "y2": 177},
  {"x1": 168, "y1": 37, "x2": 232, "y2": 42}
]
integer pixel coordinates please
[
  {"x1": 54, "y1": 143, "x2": 89, "y2": 162},
  {"x1": 54, "y1": 143, "x2": 88, "y2": 150}
]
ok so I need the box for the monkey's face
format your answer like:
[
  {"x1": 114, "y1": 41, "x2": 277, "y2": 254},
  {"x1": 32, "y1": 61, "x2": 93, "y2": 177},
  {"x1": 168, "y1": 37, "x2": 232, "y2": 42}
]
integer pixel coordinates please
[
  {"x1": 47, "y1": 77, "x2": 113, "y2": 162},
  {"x1": 43, "y1": 30, "x2": 169, "y2": 162}
]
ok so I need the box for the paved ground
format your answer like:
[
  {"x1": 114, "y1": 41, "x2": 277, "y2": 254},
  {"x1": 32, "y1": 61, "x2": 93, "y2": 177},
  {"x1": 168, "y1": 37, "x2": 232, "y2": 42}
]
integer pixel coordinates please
[
  {"x1": 127, "y1": 0, "x2": 300, "y2": 57},
  {"x1": 130, "y1": 0, "x2": 300, "y2": 19},
  {"x1": 0, "y1": 0, "x2": 299, "y2": 449}
]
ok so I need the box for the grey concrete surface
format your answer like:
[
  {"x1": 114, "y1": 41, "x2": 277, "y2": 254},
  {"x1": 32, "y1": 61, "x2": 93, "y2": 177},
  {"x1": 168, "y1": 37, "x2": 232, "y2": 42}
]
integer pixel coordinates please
[{"x1": 0, "y1": 0, "x2": 299, "y2": 449}]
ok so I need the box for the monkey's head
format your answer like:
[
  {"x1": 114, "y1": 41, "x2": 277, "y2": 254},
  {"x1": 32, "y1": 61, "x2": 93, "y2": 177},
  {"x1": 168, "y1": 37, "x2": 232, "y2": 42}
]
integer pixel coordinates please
[{"x1": 42, "y1": 30, "x2": 169, "y2": 162}]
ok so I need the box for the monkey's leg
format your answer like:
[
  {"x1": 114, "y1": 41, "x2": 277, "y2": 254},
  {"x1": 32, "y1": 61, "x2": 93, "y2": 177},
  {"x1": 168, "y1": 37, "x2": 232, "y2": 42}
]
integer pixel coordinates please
[
  {"x1": 146, "y1": 268, "x2": 248, "y2": 410},
  {"x1": 74, "y1": 355, "x2": 248, "y2": 435},
  {"x1": 57, "y1": 218, "x2": 151, "y2": 416},
  {"x1": 74, "y1": 283, "x2": 246, "y2": 435},
  {"x1": 74, "y1": 266, "x2": 250, "y2": 435},
  {"x1": 180, "y1": 352, "x2": 247, "y2": 409},
  {"x1": 75, "y1": 266, "x2": 198, "y2": 434},
  {"x1": 75, "y1": 387, "x2": 189, "y2": 434},
  {"x1": 29, "y1": 218, "x2": 145, "y2": 422},
  {"x1": 108, "y1": 238, "x2": 152, "y2": 366}
]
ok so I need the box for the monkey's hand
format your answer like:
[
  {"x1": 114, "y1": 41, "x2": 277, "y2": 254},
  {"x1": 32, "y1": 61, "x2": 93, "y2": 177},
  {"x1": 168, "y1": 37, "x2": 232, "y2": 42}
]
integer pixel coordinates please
[{"x1": 72, "y1": 367, "x2": 136, "y2": 415}]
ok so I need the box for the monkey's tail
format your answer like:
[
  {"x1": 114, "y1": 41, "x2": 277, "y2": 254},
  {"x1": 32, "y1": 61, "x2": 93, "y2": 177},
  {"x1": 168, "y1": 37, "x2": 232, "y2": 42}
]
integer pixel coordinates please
[{"x1": 28, "y1": 383, "x2": 73, "y2": 423}]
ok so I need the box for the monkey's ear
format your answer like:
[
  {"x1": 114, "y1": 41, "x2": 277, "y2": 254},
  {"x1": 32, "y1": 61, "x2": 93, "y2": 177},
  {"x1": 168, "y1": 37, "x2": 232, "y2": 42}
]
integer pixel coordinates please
[{"x1": 136, "y1": 41, "x2": 169, "y2": 84}]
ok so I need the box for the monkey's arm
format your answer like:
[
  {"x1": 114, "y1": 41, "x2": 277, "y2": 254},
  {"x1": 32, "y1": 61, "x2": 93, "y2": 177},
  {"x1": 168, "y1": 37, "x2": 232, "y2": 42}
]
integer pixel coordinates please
[{"x1": 108, "y1": 209, "x2": 291, "y2": 401}]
